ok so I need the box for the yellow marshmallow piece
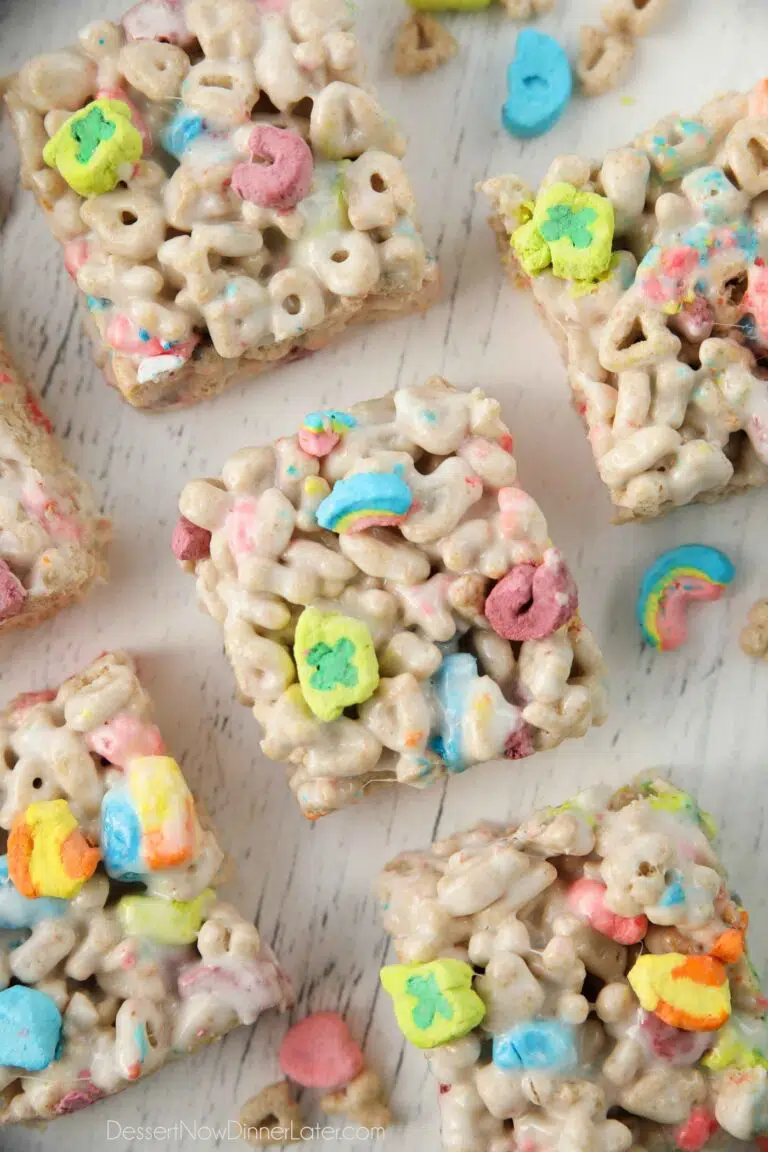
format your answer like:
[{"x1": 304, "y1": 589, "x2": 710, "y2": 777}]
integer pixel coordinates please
[
  {"x1": 380, "y1": 958, "x2": 485, "y2": 1049},
  {"x1": 43, "y1": 98, "x2": 143, "y2": 198}
]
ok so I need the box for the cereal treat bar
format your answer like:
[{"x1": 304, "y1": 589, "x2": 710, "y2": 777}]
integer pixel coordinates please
[
  {"x1": 482, "y1": 81, "x2": 768, "y2": 522},
  {"x1": 379, "y1": 777, "x2": 767, "y2": 1152},
  {"x1": 175, "y1": 377, "x2": 606, "y2": 819},
  {"x1": 5, "y1": 1, "x2": 438, "y2": 411},
  {"x1": 0, "y1": 652, "x2": 291, "y2": 1123},
  {"x1": 0, "y1": 334, "x2": 108, "y2": 632}
]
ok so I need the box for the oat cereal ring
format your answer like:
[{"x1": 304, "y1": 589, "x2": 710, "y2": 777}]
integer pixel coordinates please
[
  {"x1": 601, "y1": 0, "x2": 670, "y2": 37},
  {"x1": 181, "y1": 59, "x2": 257, "y2": 126},
  {"x1": 118, "y1": 40, "x2": 189, "y2": 101},
  {"x1": 577, "y1": 26, "x2": 635, "y2": 98},
  {"x1": 304, "y1": 229, "x2": 381, "y2": 297},
  {"x1": 310, "y1": 82, "x2": 406, "y2": 160},
  {"x1": 239, "y1": 1082, "x2": 304, "y2": 1147},
  {"x1": 268, "y1": 268, "x2": 326, "y2": 342},
  {"x1": 80, "y1": 189, "x2": 167, "y2": 261},
  {"x1": 185, "y1": 0, "x2": 261, "y2": 59},
  {"x1": 16, "y1": 52, "x2": 97, "y2": 113},
  {"x1": 344, "y1": 152, "x2": 416, "y2": 231}
]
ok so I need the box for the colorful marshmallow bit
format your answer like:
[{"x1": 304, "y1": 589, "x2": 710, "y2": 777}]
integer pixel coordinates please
[
  {"x1": 161, "y1": 109, "x2": 205, "y2": 160},
  {"x1": 117, "y1": 889, "x2": 214, "y2": 945},
  {"x1": 567, "y1": 877, "x2": 648, "y2": 945},
  {"x1": 0, "y1": 986, "x2": 63, "y2": 1072},
  {"x1": 298, "y1": 409, "x2": 358, "y2": 458},
  {"x1": 42, "y1": 98, "x2": 143, "y2": 198},
  {"x1": 429, "y1": 652, "x2": 522, "y2": 772},
  {"x1": 503, "y1": 29, "x2": 572, "y2": 140},
  {"x1": 512, "y1": 182, "x2": 615, "y2": 282},
  {"x1": 637, "y1": 545, "x2": 735, "y2": 651},
  {"x1": 0, "y1": 556, "x2": 27, "y2": 621},
  {"x1": 628, "y1": 953, "x2": 732, "y2": 1032},
  {"x1": 86, "y1": 710, "x2": 165, "y2": 769},
  {"x1": 279, "y1": 1012, "x2": 365, "y2": 1090},
  {"x1": 484, "y1": 549, "x2": 578, "y2": 642},
  {"x1": 316, "y1": 468, "x2": 413, "y2": 533},
  {"x1": 294, "y1": 607, "x2": 379, "y2": 723},
  {"x1": 380, "y1": 959, "x2": 485, "y2": 1049},
  {"x1": 703, "y1": 1015, "x2": 768, "y2": 1072},
  {"x1": 0, "y1": 854, "x2": 67, "y2": 928},
  {"x1": 8, "y1": 799, "x2": 100, "y2": 900},
  {"x1": 492, "y1": 1019, "x2": 578, "y2": 1073},
  {"x1": 638, "y1": 779, "x2": 718, "y2": 840},
  {"x1": 100, "y1": 755, "x2": 199, "y2": 881},
  {"x1": 639, "y1": 1011, "x2": 715, "y2": 1067}
]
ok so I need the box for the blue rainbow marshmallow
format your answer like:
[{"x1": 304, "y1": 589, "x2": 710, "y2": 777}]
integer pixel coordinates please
[
  {"x1": 0, "y1": 856, "x2": 67, "y2": 929},
  {"x1": 493, "y1": 1020, "x2": 578, "y2": 1072},
  {"x1": 316, "y1": 469, "x2": 413, "y2": 534},
  {"x1": 637, "y1": 544, "x2": 735, "y2": 651},
  {"x1": 0, "y1": 985, "x2": 62, "y2": 1072},
  {"x1": 502, "y1": 30, "x2": 572, "y2": 139}
]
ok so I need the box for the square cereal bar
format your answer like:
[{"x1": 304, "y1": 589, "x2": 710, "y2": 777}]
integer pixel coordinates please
[
  {"x1": 0, "y1": 652, "x2": 290, "y2": 1123},
  {"x1": 5, "y1": 0, "x2": 438, "y2": 410},
  {"x1": 378, "y1": 777, "x2": 765, "y2": 1151},
  {"x1": 0, "y1": 334, "x2": 108, "y2": 632},
  {"x1": 175, "y1": 377, "x2": 606, "y2": 819},
  {"x1": 482, "y1": 83, "x2": 768, "y2": 522}
]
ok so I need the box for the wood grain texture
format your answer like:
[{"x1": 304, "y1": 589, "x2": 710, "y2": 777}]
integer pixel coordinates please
[{"x1": 2, "y1": 0, "x2": 768, "y2": 1148}]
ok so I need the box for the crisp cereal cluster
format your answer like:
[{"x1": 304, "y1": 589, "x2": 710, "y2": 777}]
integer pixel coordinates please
[
  {"x1": 175, "y1": 378, "x2": 606, "y2": 819},
  {"x1": 482, "y1": 81, "x2": 768, "y2": 522},
  {"x1": 5, "y1": 0, "x2": 436, "y2": 409},
  {"x1": 0, "y1": 334, "x2": 109, "y2": 631},
  {"x1": 0, "y1": 653, "x2": 290, "y2": 1124},
  {"x1": 378, "y1": 778, "x2": 766, "y2": 1152}
]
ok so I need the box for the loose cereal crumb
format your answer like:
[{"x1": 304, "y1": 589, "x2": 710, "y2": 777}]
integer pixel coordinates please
[
  {"x1": 393, "y1": 13, "x2": 458, "y2": 77},
  {"x1": 239, "y1": 1082, "x2": 304, "y2": 1147},
  {"x1": 740, "y1": 598, "x2": 768, "y2": 659}
]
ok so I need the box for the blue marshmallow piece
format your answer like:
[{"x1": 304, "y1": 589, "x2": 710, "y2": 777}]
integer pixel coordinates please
[
  {"x1": 493, "y1": 1019, "x2": 578, "y2": 1072},
  {"x1": 429, "y1": 652, "x2": 478, "y2": 772},
  {"x1": 0, "y1": 855, "x2": 67, "y2": 930},
  {"x1": 0, "y1": 985, "x2": 63, "y2": 1072},
  {"x1": 502, "y1": 29, "x2": 572, "y2": 139},
  {"x1": 101, "y1": 789, "x2": 144, "y2": 881}
]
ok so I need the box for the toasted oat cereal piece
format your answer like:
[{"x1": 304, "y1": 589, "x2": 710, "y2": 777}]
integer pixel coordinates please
[
  {"x1": 4, "y1": 6, "x2": 438, "y2": 411},
  {"x1": 577, "y1": 24, "x2": 635, "y2": 97},
  {"x1": 240, "y1": 1081, "x2": 304, "y2": 1147},
  {"x1": 0, "y1": 334, "x2": 108, "y2": 632},
  {"x1": 481, "y1": 82, "x2": 768, "y2": 522},
  {"x1": 378, "y1": 776, "x2": 764, "y2": 1151},
  {"x1": 394, "y1": 14, "x2": 458, "y2": 77},
  {"x1": 174, "y1": 378, "x2": 606, "y2": 819},
  {"x1": 0, "y1": 652, "x2": 291, "y2": 1124},
  {"x1": 739, "y1": 598, "x2": 768, "y2": 659}
]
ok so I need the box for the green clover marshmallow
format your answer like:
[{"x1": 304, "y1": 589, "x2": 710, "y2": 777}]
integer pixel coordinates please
[
  {"x1": 512, "y1": 182, "x2": 615, "y2": 283},
  {"x1": 380, "y1": 959, "x2": 486, "y2": 1049},
  {"x1": 294, "y1": 607, "x2": 379, "y2": 722}
]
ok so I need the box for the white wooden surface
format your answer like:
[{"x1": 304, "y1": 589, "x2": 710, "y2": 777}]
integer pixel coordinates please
[{"x1": 2, "y1": 1, "x2": 768, "y2": 1148}]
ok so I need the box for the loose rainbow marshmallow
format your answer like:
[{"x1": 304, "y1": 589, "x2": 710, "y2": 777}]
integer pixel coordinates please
[
  {"x1": 637, "y1": 545, "x2": 735, "y2": 651},
  {"x1": 100, "y1": 756, "x2": 199, "y2": 881}
]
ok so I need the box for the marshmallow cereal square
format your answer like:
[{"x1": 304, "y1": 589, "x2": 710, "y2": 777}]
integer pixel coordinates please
[
  {"x1": 0, "y1": 652, "x2": 291, "y2": 1124},
  {"x1": 5, "y1": 1, "x2": 438, "y2": 410},
  {"x1": 482, "y1": 84, "x2": 768, "y2": 522},
  {"x1": 175, "y1": 377, "x2": 607, "y2": 818},
  {"x1": 378, "y1": 776, "x2": 765, "y2": 1151}
]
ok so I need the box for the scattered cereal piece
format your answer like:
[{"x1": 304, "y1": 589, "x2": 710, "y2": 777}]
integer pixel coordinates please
[
  {"x1": 577, "y1": 25, "x2": 635, "y2": 98},
  {"x1": 628, "y1": 953, "x2": 732, "y2": 1032},
  {"x1": 294, "y1": 607, "x2": 379, "y2": 723},
  {"x1": 380, "y1": 959, "x2": 486, "y2": 1048},
  {"x1": 42, "y1": 98, "x2": 143, "y2": 198},
  {"x1": 501, "y1": 0, "x2": 555, "y2": 15},
  {"x1": 239, "y1": 1081, "x2": 304, "y2": 1147},
  {"x1": 484, "y1": 547, "x2": 579, "y2": 641},
  {"x1": 171, "y1": 514, "x2": 212, "y2": 562},
  {"x1": 0, "y1": 986, "x2": 63, "y2": 1072},
  {"x1": 393, "y1": 13, "x2": 458, "y2": 78},
  {"x1": 321, "y1": 1067, "x2": 392, "y2": 1129},
  {"x1": 8, "y1": 799, "x2": 100, "y2": 900},
  {"x1": 232, "y1": 126, "x2": 314, "y2": 212},
  {"x1": 601, "y1": 0, "x2": 670, "y2": 37},
  {"x1": 279, "y1": 1012, "x2": 365, "y2": 1090},
  {"x1": 637, "y1": 545, "x2": 735, "y2": 651},
  {"x1": 502, "y1": 28, "x2": 572, "y2": 139},
  {"x1": 512, "y1": 183, "x2": 615, "y2": 281},
  {"x1": 740, "y1": 599, "x2": 768, "y2": 659}
]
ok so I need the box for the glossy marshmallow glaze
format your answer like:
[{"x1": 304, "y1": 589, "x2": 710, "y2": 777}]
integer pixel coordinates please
[
  {"x1": 0, "y1": 653, "x2": 290, "y2": 1123},
  {"x1": 176, "y1": 378, "x2": 606, "y2": 819},
  {"x1": 5, "y1": 0, "x2": 435, "y2": 409},
  {"x1": 483, "y1": 82, "x2": 768, "y2": 521},
  {"x1": 379, "y1": 778, "x2": 767, "y2": 1152}
]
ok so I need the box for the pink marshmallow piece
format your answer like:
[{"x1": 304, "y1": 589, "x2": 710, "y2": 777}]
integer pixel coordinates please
[
  {"x1": 232, "y1": 125, "x2": 314, "y2": 211},
  {"x1": 279, "y1": 1011, "x2": 365, "y2": 1090},
  {"x1": 484, "y1": 548, "x2": 578, "y2": 642},
  {"x1": 674, "y1": 1106, "x2": 720, "y2": 1151},
  {"x1": 0, "y1": 559, "x2": 27, "y2": 621},
  {"x1": 297, "y1": 427, "x2": 339, "y2": 457},
  {"x1": 638, "y1": 1011, "x2": 714, "y2": 1067},
  {"x1": 567, "y1": 878, "x2": 648, "y2": 945},
  {"x1": 504, "y1": 724, "x2": 534, "y2": 760},
  {"x1": 122, "y1": 0, "x2": 194, "y2": 46},
  {"x1": 63, "y1": 237, "x2": 90, "y2": 281},
  {"x1": 86, "y1": 711, "x2": 166, "y2": 768},
  {"x1": 172, "y1": 515, "x2": 211, "y2": 562}
]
